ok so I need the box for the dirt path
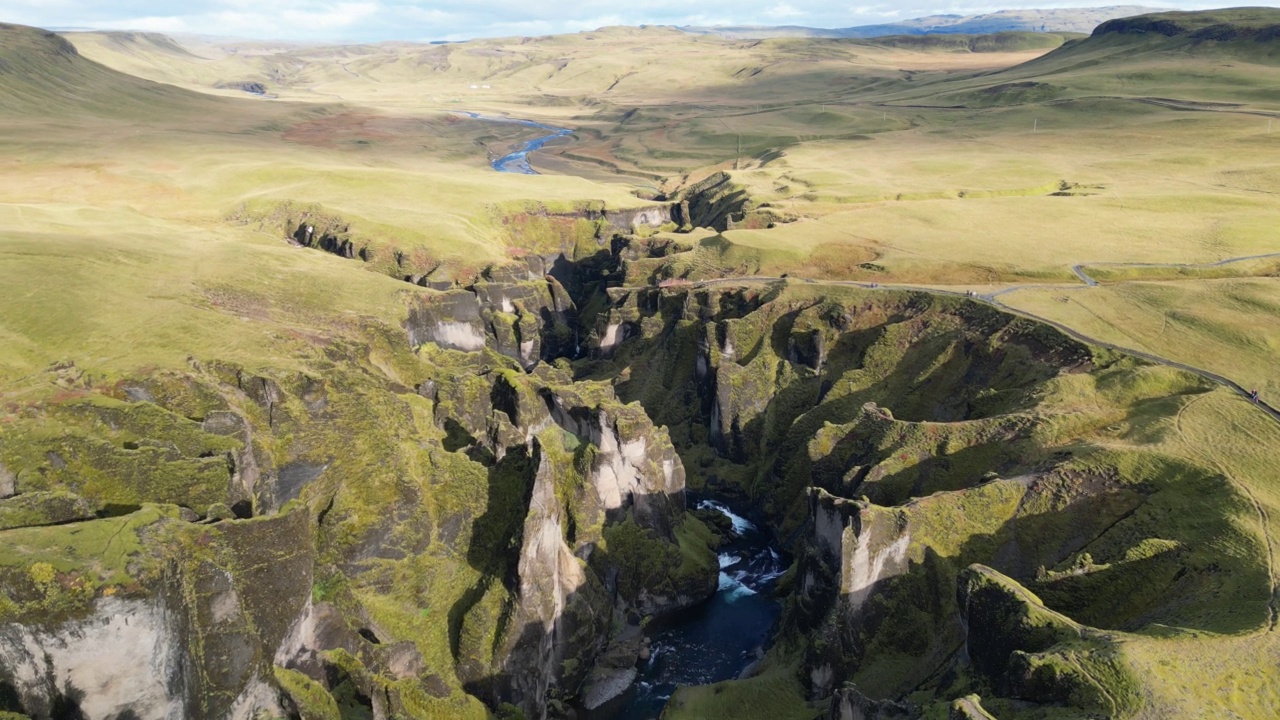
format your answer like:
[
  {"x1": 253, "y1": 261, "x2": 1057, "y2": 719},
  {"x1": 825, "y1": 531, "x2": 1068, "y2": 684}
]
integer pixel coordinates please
[
  {"x1": 986, "y1": 252, "x2": 1280, "y2": 299},
  {"x1": 649, "y1": 254, "x2": 1280, "y2": 427},
  {"x1": 661, "y1": 263, "x2": 1280, "y2": 628}
]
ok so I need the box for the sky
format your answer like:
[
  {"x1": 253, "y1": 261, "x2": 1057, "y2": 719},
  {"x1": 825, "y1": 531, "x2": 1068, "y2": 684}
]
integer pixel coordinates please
[{"x1": 1, "y1": 0, "x2": 1270, "y2": 43}]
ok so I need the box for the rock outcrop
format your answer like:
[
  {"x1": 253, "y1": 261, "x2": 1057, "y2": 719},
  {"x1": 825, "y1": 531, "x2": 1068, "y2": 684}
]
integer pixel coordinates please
[
  {"x1": 405, "y1": 264, "x2": 580, "y2": 369},
  {"x1": 421, "y1": 351, "x2": 715, "y2": 717},
  {"x1": 956, "y1": 565, "x2": 1140, "y2": 717},
  {"x1": 0, "y1": 507, "x2": 312, "y2": 720},
  {"x1": 0, "y1": 597, "x2": 185, "y2": 720},
  {"x1": 585, "y1": 281, "x2": 1271, "y2": 718},
  {"x1": 827, "y1": 683, "x2": 916, "y2": 720}
]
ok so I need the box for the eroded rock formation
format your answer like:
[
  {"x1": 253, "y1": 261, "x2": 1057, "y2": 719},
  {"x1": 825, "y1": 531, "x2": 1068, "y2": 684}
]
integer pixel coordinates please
[{"x1": 1, "y1": 233, "x2": 1271, "y2": 720}]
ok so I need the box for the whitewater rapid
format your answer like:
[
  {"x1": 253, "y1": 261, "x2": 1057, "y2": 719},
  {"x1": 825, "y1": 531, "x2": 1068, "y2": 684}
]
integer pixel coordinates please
[{"x1": 614, "y1": 497, "x2": 786, "y2": 719}]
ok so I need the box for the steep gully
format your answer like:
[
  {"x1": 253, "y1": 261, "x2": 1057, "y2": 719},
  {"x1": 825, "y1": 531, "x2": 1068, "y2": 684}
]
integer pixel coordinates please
[
  {"x1": 464, "y1": 111, "x2": 790, "y2": 717},
  {"x1": 617, "y1": 262, "x2": 1280, "y2": 427},
  {"x1": 468, "y1": 110, "x2": 1279, "y2": 691},
  {"x1": 616, "y1": 499, "x2": 785, "y2": 719},
  {"x1": 471, "y1": 109, "x2": 1280, "y2": 425}
]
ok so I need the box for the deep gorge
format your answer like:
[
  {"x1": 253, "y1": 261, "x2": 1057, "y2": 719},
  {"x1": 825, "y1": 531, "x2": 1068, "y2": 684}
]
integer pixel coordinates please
[{"x1": 0, "y1": 210, "x2": 1271, "y2": 720}]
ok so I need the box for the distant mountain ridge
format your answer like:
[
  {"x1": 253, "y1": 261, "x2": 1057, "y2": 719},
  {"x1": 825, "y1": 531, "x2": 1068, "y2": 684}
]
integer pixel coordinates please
[{"x1": 680, "y1": 6, "x2": 1165, "y2": 39}]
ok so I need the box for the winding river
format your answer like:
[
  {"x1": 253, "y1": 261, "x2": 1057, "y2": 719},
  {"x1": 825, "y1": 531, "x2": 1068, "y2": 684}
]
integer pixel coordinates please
[
  {"x1": 615, "y1": 498, "x2": 786, "y2": 719},
  {"x1": 461, "y1": 112, "x2": 573, "y2": 174},
  {"x1": 465, "y1": 112, "x2": 788, "y2": 717}
]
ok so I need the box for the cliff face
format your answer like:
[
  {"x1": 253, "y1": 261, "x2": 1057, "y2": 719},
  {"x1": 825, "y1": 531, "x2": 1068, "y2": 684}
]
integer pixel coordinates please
[
  {"x1": 427, "y1": 354, "x2": 713, "y2": 717},
  {"x1": 0, "y1": 507, "x2": 312, "y2": 720},
  {"x1": 404, "y1": 265, "x2": 580, "y2": 370},
  {"x1": 593, "y1": 281, "x2": 1272, "y2": 718},
  {"x1": 3, "y1": 224, "x2": 1274, "y2": 720},
  {"x1": 0, "y1": 290, "x2": 714, "y2": 720},
  {"x1": 1, "y1": 597, "x2": 187, "y2": 720}
]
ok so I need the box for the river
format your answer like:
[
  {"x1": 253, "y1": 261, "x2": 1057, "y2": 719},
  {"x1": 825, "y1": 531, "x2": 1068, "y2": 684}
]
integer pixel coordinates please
[
  {"x1": 614, "y1": 498, "x2": 786, "y2": 719},
  {"x1": 463, "y1": 111, "x2": 787, "y2": 717},
  {"x1": 459, "y1": 112, "x2": 573, "y2": 174}
]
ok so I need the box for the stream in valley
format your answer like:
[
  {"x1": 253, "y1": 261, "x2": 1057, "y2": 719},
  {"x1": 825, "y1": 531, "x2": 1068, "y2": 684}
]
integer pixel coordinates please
[
  {"x1": 461, "y1": 112, "x2": 573, "y2": 174},
  {"x1": 467, "y1": 110, "x2": 787, "y2": 717},
  {"x1": 614, "y1": 498, "x2": 786, "y2": 719}
]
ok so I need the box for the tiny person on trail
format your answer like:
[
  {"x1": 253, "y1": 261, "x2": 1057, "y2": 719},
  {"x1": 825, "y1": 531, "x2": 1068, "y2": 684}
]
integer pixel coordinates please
[{"x1": 1250, "y1": 389, "x2": 1260, "y2": 403}]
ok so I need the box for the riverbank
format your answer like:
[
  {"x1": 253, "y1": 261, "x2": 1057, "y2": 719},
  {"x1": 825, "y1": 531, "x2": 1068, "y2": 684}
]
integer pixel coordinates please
[
  {"x1": 458, "y1": 111, "x2": 574, "y2": 174},
  {"x1": 611, "y1": 498, "x2": 786, "y2": 719}
]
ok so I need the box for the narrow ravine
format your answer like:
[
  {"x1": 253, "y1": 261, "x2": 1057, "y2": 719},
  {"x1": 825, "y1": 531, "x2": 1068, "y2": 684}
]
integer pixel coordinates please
[
  {"x1": 614, "y1": 498, "x2": 786, "y2": 719},
  {"x1": 460, "y1": 111, "x2": 573, "y2": 174}
]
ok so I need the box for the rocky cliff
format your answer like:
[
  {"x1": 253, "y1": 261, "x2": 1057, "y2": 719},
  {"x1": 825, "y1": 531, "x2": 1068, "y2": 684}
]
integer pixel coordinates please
[
  {"x1": 590, "y1": 279, "x2": 1272, "y2": 719},
  {"x1": 0, "y1": 295, "x2": 716, "y2": 720},
  {"x1": 2, "y1": 230, "x2": 1273, "y2": 720}
]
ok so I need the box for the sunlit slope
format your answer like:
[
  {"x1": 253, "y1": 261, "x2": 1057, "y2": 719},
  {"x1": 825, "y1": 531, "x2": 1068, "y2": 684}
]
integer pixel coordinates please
[
  {"x1": 0, "y1": 23, "x2": 274, "y2": 120},
  {"x1": 65, "y1": 26, "x2": 1069, "y2": 113},
  {"x1": 883, "y1": 7, "x2": 1280, "y2": 108},
  {"x1": 1001, "y1": 278, "x2": 1280, "y2": 401},
  {"x1": 57, "y1": 30, "x2": 249, "y2": 97},
  {"x1": 648, "y1": 9, "x2": 1280, "y2": 284},
  {"x1": 0, "y1": 206, "x2": 415, "y2": 387},
  {"x1": 4, "y1": 22, "x2": 654, "y2": 287}
]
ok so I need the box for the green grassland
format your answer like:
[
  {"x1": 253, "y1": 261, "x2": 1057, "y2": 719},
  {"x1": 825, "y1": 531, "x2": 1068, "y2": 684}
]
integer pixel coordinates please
[
  {"x1": 65, "y1": 10, "x2": 1280, "y2": 287},
  {"x1": 68, "y1": 9, "x2": 1278, "y2": 293},
  {"x1": 1, "y1": 7, "x2": 1279, "y2": 719},
  {"x1": 1001, "y1": 278, "x2": 1280, "y2": 401}
]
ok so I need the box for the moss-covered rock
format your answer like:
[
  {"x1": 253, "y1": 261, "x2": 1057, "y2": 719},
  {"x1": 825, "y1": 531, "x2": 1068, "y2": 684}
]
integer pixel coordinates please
[
  {"x1": 274, "y1": 665, "x2": 341, "y2": 720},
  {"x1": 947, "y1": 695, "x2": 996, "y2": 720},
  {"x1": 0, "y1": 490, "x2": 95, "y2": 531},
  {"x1": 958, "y1": 565, "x2": 1141, "y2": 717}
]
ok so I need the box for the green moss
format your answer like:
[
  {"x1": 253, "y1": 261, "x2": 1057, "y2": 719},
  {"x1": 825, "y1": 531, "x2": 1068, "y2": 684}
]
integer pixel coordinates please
[
  {"x1": 393, "y1": 679, "x2": 490, "y2": 720},
  {"x1": 950, "y1": 695, "x2": 996, "y2": 720},
  {"x1": 602, "y1": 514, "x2": 716, "y2": 607},
  {"x1": 0, "y1": 396, "x2": 243, "y2": 510},
  {"x1": 274, "y1": 666, "x2": 341, "y2": 720},
  {"x1": 495, "y1": 702, "x2": 526, "y2": 720},
  {"x1": 494, "y1": 204, "x2": 609, "y2": 257},
  {"x1": 0, "y1": 505, "x2": 170, "y2": 623},
  {"x1": 0, "y1": 490, "x2": 94, "y2": 530},
  {"x1": 662, "y1": 661, "x2": 812, "y2": 720}
]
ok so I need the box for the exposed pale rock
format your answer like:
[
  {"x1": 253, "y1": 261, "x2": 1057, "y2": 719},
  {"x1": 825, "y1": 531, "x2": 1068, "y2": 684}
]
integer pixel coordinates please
[{"x1": 0, "y1": 598, "x2": 184, "y2": 720}]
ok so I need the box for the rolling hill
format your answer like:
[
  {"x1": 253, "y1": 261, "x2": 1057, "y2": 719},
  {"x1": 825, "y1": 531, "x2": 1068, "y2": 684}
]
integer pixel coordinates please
[
  {"x1": 0, "y1": 24, "x2": 211, "y2": 117},
  {"x1": 680, "y1": 5, "x2": 1163, "y2": 39}
]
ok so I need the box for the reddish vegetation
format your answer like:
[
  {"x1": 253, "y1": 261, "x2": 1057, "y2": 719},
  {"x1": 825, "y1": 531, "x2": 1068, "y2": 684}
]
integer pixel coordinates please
[
  {"x1": 733, "y1": 214, "x2": 774, "y2": 231},
  {"x1": 283, "y1": 112, "x2": 394, "y2": 147},
  {"x1": 282, "y1": 112, "x2": 448, "y2": 148},
  {"x1": 49, "y1": 389, "x2": 90, "y2": 404}
]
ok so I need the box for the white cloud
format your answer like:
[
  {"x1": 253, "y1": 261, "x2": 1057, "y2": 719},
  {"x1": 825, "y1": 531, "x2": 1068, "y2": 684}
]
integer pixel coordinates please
[
  {"x1": 765, "y1": 3, "x2": 805, "y2": 19},
  {"x1": 91, "y1": 14, "x2": 190, "y2": 32},
  {"x1": 280, "y1": 1, "x2": 380, "y2": 30},
  {"x1": 848, "y1": 4, "x2": 902, "y2": 18},
  {"x1": 13, "y1": 0, "x2": 1280, "y2": 41}
]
